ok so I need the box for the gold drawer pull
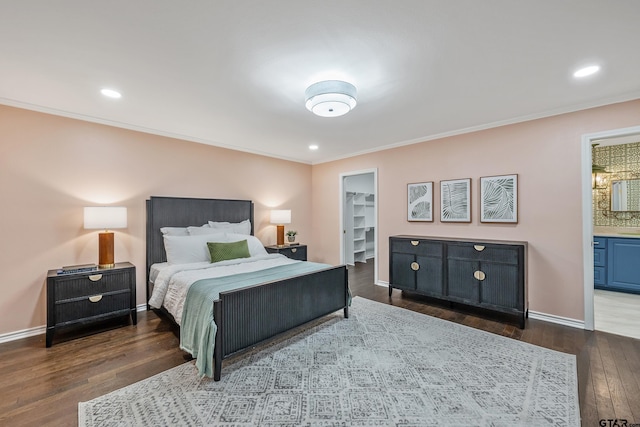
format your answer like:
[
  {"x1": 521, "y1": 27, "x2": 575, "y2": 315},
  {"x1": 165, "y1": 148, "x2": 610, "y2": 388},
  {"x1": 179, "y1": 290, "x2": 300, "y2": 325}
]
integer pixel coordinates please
[
  {"x1": 473, "y1": 245, "x2": 485, "y2": 252},
  {"x1": 291, "y1": 248, "x2": 297, "y2": 253},
  {"x1": 473, "y1": 271, "x2": 486, "y2": 281},
  {"x1": 88, "y1": 295, "x2": 103, "y2": 303},
  {"x1": 88, "y1": 274, "x2": 103, "y2": 282},
  {"x1": 411, "y1": 240, "x2": 419, "y2": 246},
  {"x1": 411, "y1": 262, "x2": 420, "y2": 271}
]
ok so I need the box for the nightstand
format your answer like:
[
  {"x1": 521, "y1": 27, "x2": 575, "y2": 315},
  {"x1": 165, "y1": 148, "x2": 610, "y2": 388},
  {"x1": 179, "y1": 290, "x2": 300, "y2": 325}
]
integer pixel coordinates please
[
  {"x1": 46, "y1": 262, "x2": 136, "y2": 347},
  {"x1": 265, "y1": 244, "x2": 307, "y2": 261}
]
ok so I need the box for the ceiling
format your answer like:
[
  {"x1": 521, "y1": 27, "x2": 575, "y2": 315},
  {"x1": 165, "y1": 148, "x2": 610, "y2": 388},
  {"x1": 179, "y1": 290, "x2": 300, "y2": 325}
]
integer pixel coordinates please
[{"x1": 1, "y1": 1, "x2": 639, "y2": 164}]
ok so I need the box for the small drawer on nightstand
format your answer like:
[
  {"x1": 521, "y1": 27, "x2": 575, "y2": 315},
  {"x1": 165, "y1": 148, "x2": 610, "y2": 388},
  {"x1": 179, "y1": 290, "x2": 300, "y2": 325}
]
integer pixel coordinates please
[
  {"x1": 54, "y1": 270, "x2": 131, "y2": 300},
  {"x1": 282, "y1": 246, "x2": 307, "y2": 260},
  {"x1": 55, "y1": 290, "x2": 131, "y2": 325},
  {"x1": 265, "y1": 245, "x2": 307, "y2": 261}
]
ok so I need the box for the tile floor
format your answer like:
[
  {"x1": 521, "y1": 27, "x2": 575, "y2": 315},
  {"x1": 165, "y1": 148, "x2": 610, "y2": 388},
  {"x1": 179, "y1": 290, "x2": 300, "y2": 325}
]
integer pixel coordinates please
[{"x1": 594, "y1": 289, "x2": 640, "y2": 339}]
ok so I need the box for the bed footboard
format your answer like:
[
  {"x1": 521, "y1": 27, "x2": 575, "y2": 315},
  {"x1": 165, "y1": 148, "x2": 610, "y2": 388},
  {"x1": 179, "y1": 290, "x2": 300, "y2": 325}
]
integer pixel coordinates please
[{"x1": 212, "y1": 265, "x2": 348, "y2": 381}]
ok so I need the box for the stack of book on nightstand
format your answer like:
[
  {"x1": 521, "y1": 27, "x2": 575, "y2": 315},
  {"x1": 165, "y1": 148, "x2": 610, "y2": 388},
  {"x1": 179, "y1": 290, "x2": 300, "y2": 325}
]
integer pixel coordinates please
[{"x1": 57, "y1": 263, "x2": 98, "y2": 275}]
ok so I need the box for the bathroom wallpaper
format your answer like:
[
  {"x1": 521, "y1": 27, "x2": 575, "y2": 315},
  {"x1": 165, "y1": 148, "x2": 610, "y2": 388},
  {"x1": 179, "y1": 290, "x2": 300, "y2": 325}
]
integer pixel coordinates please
[{"x1": 592, "y1": 141, "x2": 640, "y2": 227}]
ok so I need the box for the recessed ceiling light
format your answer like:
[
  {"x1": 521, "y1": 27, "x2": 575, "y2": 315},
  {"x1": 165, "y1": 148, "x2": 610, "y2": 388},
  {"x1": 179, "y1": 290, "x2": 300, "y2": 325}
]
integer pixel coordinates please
[
  {"x1": 309, "y1": 144, "x2": 319, "y2": 150},
  {"x1": 573, "y1": 65, "x2": 600, "y2": 78},
  {"x1": 100, "y1": 88, "x2": 122, "y2": 98}
]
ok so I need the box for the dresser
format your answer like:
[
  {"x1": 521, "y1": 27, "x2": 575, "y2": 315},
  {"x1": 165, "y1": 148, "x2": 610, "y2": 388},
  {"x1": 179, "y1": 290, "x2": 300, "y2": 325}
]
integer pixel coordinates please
[
  {"x1": 389, "y1": 236, "x2": 527, "y2": 327},
  {"x1": 593, "y1": 235, "x2": 640, "y2": 294},
  {"x1": 46, "y1": 262, "x2": 136, "y2": 346}
]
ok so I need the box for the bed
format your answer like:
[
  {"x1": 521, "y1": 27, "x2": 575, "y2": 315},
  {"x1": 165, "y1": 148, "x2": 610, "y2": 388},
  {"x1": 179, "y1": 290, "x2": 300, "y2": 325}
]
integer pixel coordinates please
[{"x1": 146, "y1": 196, "x2": 350, "y2": 381}]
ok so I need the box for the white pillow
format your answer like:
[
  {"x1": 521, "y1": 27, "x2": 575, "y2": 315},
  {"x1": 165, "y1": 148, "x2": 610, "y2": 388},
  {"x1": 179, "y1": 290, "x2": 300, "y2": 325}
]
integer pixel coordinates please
[
  {"x1": 208, "y1": 219, "x2": 251, "y2": 235},
  {"x1": 188, "y1": 226, "x2": 226, "y2": 235},
  {"x1": 225, "y1": 233, "x2": 267, "y2": 257},
  {"x1": 160, "y1": 226, "x2": 189, "y2": 236},
  {"x1": 161, "y1": 223, "x2": 210, "y2": 236},
  {"x1": 163, "y1": 233, "x2": 226, "y2": 264}
]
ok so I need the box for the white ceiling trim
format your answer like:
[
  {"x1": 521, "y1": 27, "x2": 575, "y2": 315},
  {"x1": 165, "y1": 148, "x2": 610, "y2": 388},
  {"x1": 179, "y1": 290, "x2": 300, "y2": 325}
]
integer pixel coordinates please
[
  {"x1": 3, "y1": 90, "x2": 640, "y2": 167},
  {"x1": 312, "y1": 91, "x2": 640, "y2": 165},
  {"x1": 0, "y1": 97, "x2": 308, "y2": 164}
]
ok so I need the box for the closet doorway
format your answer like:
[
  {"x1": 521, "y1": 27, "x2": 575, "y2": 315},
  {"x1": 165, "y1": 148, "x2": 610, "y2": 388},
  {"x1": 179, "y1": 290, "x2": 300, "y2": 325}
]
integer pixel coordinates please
[{"x1": 340, "y1": 169, "x2": 378, "y2": 283}]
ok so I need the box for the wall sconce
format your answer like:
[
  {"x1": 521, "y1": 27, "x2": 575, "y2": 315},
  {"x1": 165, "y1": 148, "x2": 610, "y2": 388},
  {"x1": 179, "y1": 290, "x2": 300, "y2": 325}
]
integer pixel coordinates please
[
  {"x1": 592, "y1": 143, "x2": 610, "y2": 190},
  {"x1": 270, "y1": 209, "x2": 291, "y2": 247},
  {"x1": 592, "y1": 164, "x2": 609, "y2": 190},
  {"x1": 84, "y1": 206, "x2": 128, "y2": 268}
]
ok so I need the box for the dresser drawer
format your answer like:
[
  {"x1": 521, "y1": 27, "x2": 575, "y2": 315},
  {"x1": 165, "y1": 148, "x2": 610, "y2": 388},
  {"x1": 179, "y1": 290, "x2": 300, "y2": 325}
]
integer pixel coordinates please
[
  {"x1": 447, "y1": 243, "x2": 519, "y2": 265},
  {"x1": 390, "y1": 238, "x2": 443, "y2": 257},
  {"x1": 54, "y1": 291, "x2": 131, "y2": 325},
  {"x1": 54, "y1": 270, "x2": 132, "y2": 300}
]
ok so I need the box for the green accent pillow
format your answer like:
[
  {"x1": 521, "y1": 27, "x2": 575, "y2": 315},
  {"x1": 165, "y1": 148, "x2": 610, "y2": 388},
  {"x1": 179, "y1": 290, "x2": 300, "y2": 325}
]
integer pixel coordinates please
[{"x1": 207, "y1": 240, "x2": 251, "y2": 263}]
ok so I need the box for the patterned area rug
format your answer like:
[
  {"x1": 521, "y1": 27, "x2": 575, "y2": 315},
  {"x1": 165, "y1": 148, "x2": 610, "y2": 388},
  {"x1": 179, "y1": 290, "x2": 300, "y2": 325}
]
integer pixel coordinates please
[{"x1": 79, "y1": 297, "x2": 580, "y2": 426}]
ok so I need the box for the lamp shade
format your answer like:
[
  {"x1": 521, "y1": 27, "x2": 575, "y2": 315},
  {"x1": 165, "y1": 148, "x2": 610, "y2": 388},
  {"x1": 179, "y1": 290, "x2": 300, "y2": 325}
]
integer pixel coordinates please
[
  {"x1": 270, "y1": 209, "x2": 291, "y2": 225},
  {"x1": 84, "y1": 207, "x2": 128, "y2": 230}
]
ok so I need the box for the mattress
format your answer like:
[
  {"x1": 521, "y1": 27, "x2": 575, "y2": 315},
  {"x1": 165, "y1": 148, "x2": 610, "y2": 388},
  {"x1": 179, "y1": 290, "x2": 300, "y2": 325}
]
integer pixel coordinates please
[{"x1": 148, "y1": 253, "x2": 298, "y2": 325}]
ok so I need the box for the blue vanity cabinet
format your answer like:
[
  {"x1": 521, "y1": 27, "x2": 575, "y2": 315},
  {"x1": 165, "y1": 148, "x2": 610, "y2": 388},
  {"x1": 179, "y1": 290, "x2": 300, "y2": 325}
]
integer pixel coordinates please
[
  {"x1": 606, "y1": 237, "x2": 640, "y2": 294},
  {"x1": 593, "y1": 236, "x2": 607, "y2": 286}
]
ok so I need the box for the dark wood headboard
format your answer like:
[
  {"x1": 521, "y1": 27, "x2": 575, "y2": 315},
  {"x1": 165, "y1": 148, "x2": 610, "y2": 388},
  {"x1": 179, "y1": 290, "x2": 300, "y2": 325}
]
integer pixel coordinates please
[{"x1": 146, "y1": 196, "x2": 254, "y2": 279}]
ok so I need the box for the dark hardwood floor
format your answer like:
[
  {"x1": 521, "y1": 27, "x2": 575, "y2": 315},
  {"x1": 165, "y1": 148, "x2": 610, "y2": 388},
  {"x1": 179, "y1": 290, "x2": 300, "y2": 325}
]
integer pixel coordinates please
[{"x1": 1, "y1": 261, "x2": 639, "y2": 426}]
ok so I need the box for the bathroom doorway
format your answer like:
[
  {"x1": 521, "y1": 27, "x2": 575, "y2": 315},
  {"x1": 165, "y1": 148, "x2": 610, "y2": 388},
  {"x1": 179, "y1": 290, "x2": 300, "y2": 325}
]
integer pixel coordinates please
[{"x1": 582, "y1": 126, "x2": 640, "y2": 339}]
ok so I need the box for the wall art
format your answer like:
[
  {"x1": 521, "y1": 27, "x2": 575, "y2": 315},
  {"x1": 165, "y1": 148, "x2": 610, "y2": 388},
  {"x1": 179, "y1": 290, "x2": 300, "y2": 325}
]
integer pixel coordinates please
[
  {"x1": 441, "y1": 178, "x2": 471, "y2": 222},
  {"x1": 480, "y1": 174, "x2": 518, "y2": 223},
  {"x1": 407, "y1": 182, "x2": 433, "y2": 221}
]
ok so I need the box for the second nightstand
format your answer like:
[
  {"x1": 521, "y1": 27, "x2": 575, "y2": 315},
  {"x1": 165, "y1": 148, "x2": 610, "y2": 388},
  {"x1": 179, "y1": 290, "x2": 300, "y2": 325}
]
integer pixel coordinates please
[
  {"x1": 46, "y1": 262, "x2": 136, "y2": 347},
  {"x1": 265, "y1": 244, "x2": 307, "y2": 261}
]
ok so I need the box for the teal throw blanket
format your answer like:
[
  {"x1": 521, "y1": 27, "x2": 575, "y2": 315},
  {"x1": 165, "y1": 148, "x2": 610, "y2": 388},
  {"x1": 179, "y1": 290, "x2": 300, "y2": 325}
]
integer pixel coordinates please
[{"x1": 180, "y1": 261, "x2": 335, "y2": 378}]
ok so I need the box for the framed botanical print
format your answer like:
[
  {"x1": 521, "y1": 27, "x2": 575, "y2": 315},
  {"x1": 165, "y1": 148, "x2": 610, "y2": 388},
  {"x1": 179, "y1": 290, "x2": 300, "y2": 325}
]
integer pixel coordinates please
[
  {"x1": 480, "y1": 174, "x2": 518, "y2": 223},
  {"x1": 407, "y1": 182, "x2": 433, "y2": 221},
  {"x1": 440, "y1": 178, "x2": 471, "y2": 222}
]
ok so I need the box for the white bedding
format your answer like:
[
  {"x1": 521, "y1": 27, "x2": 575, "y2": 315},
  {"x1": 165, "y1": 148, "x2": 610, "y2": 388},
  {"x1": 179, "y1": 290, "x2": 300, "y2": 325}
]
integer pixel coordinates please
[{"x1": 149, "y1": 254, "x2": 298, "y2": 325}]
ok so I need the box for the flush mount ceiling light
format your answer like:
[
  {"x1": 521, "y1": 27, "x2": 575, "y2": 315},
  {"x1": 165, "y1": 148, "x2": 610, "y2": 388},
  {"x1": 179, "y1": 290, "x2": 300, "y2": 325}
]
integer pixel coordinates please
[
  {"x1": 305, "y1": 80, "x2": 357, "y2": 117},
  {"x1": 573, "y1": 65, "x2": 600, "y2": 78}
]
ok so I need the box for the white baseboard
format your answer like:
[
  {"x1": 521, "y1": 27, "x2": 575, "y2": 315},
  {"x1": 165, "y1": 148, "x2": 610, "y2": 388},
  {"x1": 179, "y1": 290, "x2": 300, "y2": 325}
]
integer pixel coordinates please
[
  {"x1": 0, "y1": 303, "x2": 149, "y2": 345},
  {"x1": 0, "y1": 325, "x2": 46, "y2": 344},
  {"x1": 527, "y1": 310, "x2": 585, "y2": 329},
  {"x1": 374, "y1": 282, "x2": 585, "y2": 330}
]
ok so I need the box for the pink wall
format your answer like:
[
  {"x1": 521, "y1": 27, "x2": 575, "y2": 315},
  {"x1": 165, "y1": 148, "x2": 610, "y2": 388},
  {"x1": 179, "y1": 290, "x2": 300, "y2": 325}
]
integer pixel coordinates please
[
  {"x1": 311, "y1": 99, "x2": 640, "y2": 322},
  {"x1": 2, "y1": 99, "x2": 640, "y2": 337},
  {"x1": 0, "y1": 105, "x2": 312, "y2": 336}
]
